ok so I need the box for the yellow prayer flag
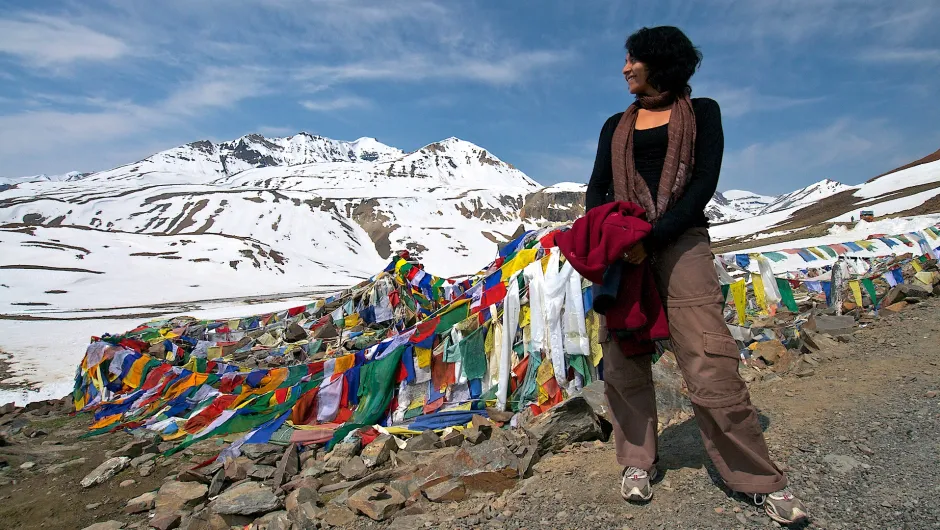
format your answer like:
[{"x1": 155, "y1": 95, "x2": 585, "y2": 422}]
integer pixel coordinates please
[
  {"x1": 415, "y1": 347, "x2": 432, "y2": 369},
  {"x1": 849, "y1": 280, "x2": 864, "y2": 307},
  {"x1": 730, "y1": 278, "x2": 748, "y2": 325},
  {"x1": 501, "y1": 248, "x2": 539, "y2": 279},
  {"x1": 809, "y1": 248, "x2": 827, "y2": 259},
  {"x1": 536, "y1": 359, "x2": 555, "y2": 385},
  {"x1": 751, "y1": 274, "x2": 767, "y2": 311},
  {"x1": 912, "y1": 260, "x2": 923, "y2": 272},
  {"x1": 519, "y1": 305, "x2": 531, "y2": 328}
]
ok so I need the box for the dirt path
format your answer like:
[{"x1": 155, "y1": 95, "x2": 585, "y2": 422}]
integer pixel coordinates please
[{"x1": 1, "y1": 301, "x2": 937, "y2": 529}]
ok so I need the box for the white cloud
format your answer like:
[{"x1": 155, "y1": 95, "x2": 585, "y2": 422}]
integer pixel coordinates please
[
  {"x1": 300, "y1": 96, "x2": 372, "y2": 112},
  {"x1": 255, "y1": 125, "x2": 297, "y2": 137},
  {"x1": 162, "y1": 67, "x2": 271, "y2": 115},
  {"x1": 0, "y1": 14, "x2": 128, "y2": 66},
  {"x1": 858, "y1": 47, "x2": 940, "y2": 63},
  {"x1": 695, "y1": 84, "x2": 824, "y2": 118}
]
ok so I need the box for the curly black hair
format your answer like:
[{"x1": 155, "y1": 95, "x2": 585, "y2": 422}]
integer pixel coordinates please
[{"x1": 625, "y1": 26, "x2": 702, "y2": 95}]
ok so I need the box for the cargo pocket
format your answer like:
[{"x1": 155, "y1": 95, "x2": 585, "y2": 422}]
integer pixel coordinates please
[{"x1": 687, "y1": 331, "x2": 748, "y2": 408}]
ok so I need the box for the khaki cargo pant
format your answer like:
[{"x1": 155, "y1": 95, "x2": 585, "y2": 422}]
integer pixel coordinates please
[{"x1": 601, "y1": 227, "x2": 786, "y2": 494}]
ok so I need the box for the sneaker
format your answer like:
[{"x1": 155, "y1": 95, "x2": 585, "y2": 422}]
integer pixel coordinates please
[
  {"x1": 620, "y1": 466, "x2": 658, "y2": 502},
  {"x1": 751, "y1": 489, "x2": 809, "y2": 525}
]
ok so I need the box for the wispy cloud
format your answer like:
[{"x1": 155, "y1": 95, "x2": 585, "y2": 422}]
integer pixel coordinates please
[
  {"x1": 858, "y1": 47, "x2": 940, "y2": 63},
  {"x1": 696, "y1": 84, "x2": 824, "y2": 118},
  {"x1": 301, "y1": 96, "x2": 372, "y2": 112},
  {"x1": 0, "y1": 14, "x2": 128, "y2": 66}
]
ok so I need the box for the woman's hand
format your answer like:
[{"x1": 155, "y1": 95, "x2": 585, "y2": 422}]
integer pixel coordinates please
[{"x1": 622, "y1": 242, "x2": 647, "y2": 264}]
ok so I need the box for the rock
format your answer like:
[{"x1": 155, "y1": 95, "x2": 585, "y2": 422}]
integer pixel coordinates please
[
  {"x1": 321, "y1": 505, "x2": 357, "y2": 527},
  {"x1": 771, "y1": 349, "x2": 801, "y2": 374},
  {"x1": 121, "y1": 479, "x2": 137, "y2": 487},
  {"x1": 926, "y1": 391, "x2": 937, "y2": 398},
  {"x1": 149, "y1": 511, "x2": 182, "y2": 530},
  {"x1": 86, "y1": 503, "x2": 102, "y2": 510},
  {"x1": 82, "y1": 521, "x2": 126, "y2": 530},
  {"x1": 130, "y1": 453, "x2": 157, "y2": 468},
  {"x1": 423, "y1": 478, "x2": 466, "y2": 502},
  {"x1": 289, "y1": 501, "x2": 322, "y2": 529},
  {"x1": 126, "y1": 491, "x2": 158, "y2": 514},
  {"x1": 139, "y1": 462, "x2": 155, "y2": 477},
  {"x1": 272, "y1": 443, "x2": 299, "y2": 489},
  {"x1": 241, "y1": 443, "x2": 281, "y2": 460},
  {"x1": 248, "y1": 464, "x2": 276, "y2": 480},
  {"x1": 281, "y1": 475, "x2": 321, "y2": 494},
  {"x1": 81, "y1": 456, "x2": 131, "y2": 488},
  {"x1": 754, "y1": 340, "x2": 787, "y2": 364},
  {"x1": 857, "y1": 444, "x2": 874, "y2": 455},
  {"x1": 339, "y1": 455, "x2": 369, "y2": 480},
  {"x1": 360, "y1": 434, "x2": 397, "y2": 468},
  {"x1": 429, "y1": 439, "x2": 520, "y2": 492},
  {"x1": 208, "y1": 469, "x2": 226, "y2": 497},
  {"x1": 403, "y1": 430, "x2": 442, "y2": 452},
  {"x1": 812, "y1": 314, "x2": 856, "y2": 337},
  {"x1": 462, "y1": 425, "x2": 490, "y2": 445},
  {"x1": 156, "y1": 480, "x2": 209, "y2": 512},
  {"x1": 112, "y1": 439, "x2": 157, "y2": 459},
  {"x1": 285, "y1": 486, "x2": 319, "y2": 513},
  {"x1": 252, "y1": 510, "x2": 291, "y2": 530},
  {"x1": 285, "y1": 323, "x2": 308, "y2": 343},
  {"x1": 484, "y1": 407, "x2": 515, "y2": 423},
  {"x1": 19, "y1": 461, "x2": 35, "y2": 470},
  {"x1": 178, "y1": 509, "x2": 231, "y2": 530},
  {"x1": 324, "y1": 438, "x2": 362, "y2": 472},
  {"x1": 209, "y1": 481, "x2": 281, "y2": 515},
  {"x1": 651, "y1": 352, "x2": 693, "y2": 424},
  {"x1": 578, "y1": 381, "x2": 611, "y2": 422},
  {"x1": 519, "y1": 396, "x2": 603, "y2": 456},
  {"x1": 823, "y1": 454, "x2": 863, "y2": 474},
  {"x1": 224, "y1": 457, "x2": 253, "y2": 481},
  {"x1": 347, "y1": 483, "x2": 406, "y2": 521},
  {"x1": 440, "y1": 431, "x2": 465, "y2": 448},
  {"x1": 46, "y1": 457, "x2": 86, "y2": 475},
  {"x1": 882, "y1": 301, "x2": 908, "y2": 314}
]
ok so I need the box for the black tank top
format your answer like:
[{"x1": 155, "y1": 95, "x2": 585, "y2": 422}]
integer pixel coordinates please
[{"x1": 633, "y1": 123, "x2": 668, "y2": 201}]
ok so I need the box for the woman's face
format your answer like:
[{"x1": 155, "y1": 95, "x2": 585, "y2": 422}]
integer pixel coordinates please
[{"x1": 623, "y1": 55, "x2": 655, "y2": 95}]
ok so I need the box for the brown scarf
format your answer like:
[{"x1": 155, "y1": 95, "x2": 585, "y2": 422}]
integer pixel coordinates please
[{"x1": 610, "y1": 91, "x2": 696, "y2": 223}]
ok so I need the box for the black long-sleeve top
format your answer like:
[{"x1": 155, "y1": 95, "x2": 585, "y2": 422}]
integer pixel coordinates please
[{"x1": 585, "y1": 97, "x2": 724, "y2": 249}]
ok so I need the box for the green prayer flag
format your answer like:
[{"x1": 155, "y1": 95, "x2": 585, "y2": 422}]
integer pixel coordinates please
[
  {"x1": 435, "y1": 303, "x2": 470, "y2": 334},
  {"x1": 775, "y1": 278, "x2": 799, "y2": 313},
  {"x1": 721, "y1": 284, "x2": 730, "y2": 303},
  {"x1": 861, "y1": 278, "x2": 878, "y2": 308},
  {"x1": 569, "y1": 355, "x2": 592, "y2": 386},
  {"x1": 820, "y1": 246, "x2": 837, "y2": 258},
  {"x1": 456, "y1": 326, "x2": 487, "y2": 380}
]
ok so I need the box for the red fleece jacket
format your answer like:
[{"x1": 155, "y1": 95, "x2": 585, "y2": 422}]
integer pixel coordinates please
[{"x1": 555, "y1": 201, "x2": 669, "y2": 356}]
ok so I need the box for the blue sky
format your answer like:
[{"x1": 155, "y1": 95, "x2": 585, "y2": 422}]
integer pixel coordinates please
[{"x1": 1, "y1": 0, "x2": 938, "y2": 194}]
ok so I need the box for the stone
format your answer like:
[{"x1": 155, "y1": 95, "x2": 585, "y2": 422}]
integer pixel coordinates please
[
  {"x1": 241, "y1": 443, "x2": 281, "y2": 461},
  {"x1": 177, "y1": 509, "x2": 231, "y2": 530},
  {"x1": 324, "y1": 438, "x2": 362, "y2": 472},
  {"x1": 126, "y1": 491, "x2": 158, "y2": 514},
  {"x1": 252, "y1": 510, "x2": 291, "y2": 530},
  {"x1": 285, "y1": 486, "x2": 319, "y2": 513},
  {"x1": 579, "y1": 381, "x2": 611, "y2": 422},
  {"x1": 823, "y1": 454, "x2": 863, "y2": 474},
  {"x1": 149, "y1": 511, "x2": 182, "y2": 530},
  {"x1": 86, "y1": 503, "x2": 102, "y2": 510},
  {"x1": 47, "y1": 457, "x2": 86, "y2": 475},
  {"x1": 121, "y1": 479, "x2": 137, "y2": 487},
  {"x1": 811, "y1": 314, "x2": 857, "y2": 337},
  {"x1": 156, "y1": 480, "x2": 209, "y2": 512},
  {"x1": 82, "y1": 522, "x2": 126, "y2": 530},
  {"x1": 281, "y1": 475, "x2": 321, "y2": 494},
  {"x1": 139, "y1": 462, "x2": 156, "y2": 477},
  {"x1": 285, "y1": 323, "x2": 308, "y2": 343},
  {"x1": 273, "y1": 443, "x2": 299, "y2": 489},
  {"x1": 19, "y1": 461, "x2": 35, "y2": 470},
  {"x1": 224, "y1": 457, "x2": 253, "y2": 482},
  {"x1": 440, "y1": 431, "x2": 465, "y2": 448},
  {"x1": 484, "y1": 407, "x2": 515, "y2": 423},
  {"x1": 882, "y1": 301, "x2": 908, "y2": 314},
  {"x1": 926, "y1": 391, "x2": 938, "y2": 398},
  {"x1": 208, "y1": 468, "x2": 226, "y2": 497},
  {"x1": 423, "y1": 478, "x2": 466, "y2": 502},
  {"x1": 519, "y1": 396, "x2": 603, "y2": 456},
  {"x1": 289, "y1": 501, "x2": 322, "y2": 529},
  {"x1": 248, "y1": 464, "x2": 276, "y2": 481},
  {"x1": 360, "y1": 434, "x2": 397, "y2": 468},
  {"x1": 209, "y1": 481, "x2": 281, "y2": 515},
  {"x1": 347, "y1": 483, "x2": 406, "y2": 521},
  {"x1": 754, "y1": 340, "x2": 787, "y2": 365},
  {"x1": 650, "y1": 353, "x2": 693, "y2": 425},
  {"x1": 81, "y1": 456, "x2": 131, "y2": 488},
  {"x1": 771, "y1": 349, "x2": 801, "y2": 374},
  {"x1": 462, "y1": 425, "x2": 490, "y2": 445},
  {"x1": 431, "y1": 439, "x2": 520, "y2": 492},
  {"x1": 112, "y1": 439, "x2": 157, "y2": 459},
  {"x1": 321, "y1": 505, "x2": 357, "y2": 527},
  {"x1": 403, "y1": 430, "x2": 442, "y2": 452},
  {"x1": 131, "y1": 453, "x2": 157, "y2": 468},
  {"x1": 338, "y1": 455, "x2": 369, "y2": 481}
]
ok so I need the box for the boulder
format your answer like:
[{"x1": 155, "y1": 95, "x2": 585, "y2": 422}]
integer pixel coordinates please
[
  {"x1": 149, "y1": 511, "x2": 182, "y2": 530},
  {"x1": 519, "y1": 397, "x2": 603, "y2": 456},
  {"x1": 81, "y1": 456, "x2": 130, "y2": 488},
  {"x1": 423, "y1": 478, "x2": 466, "y2": 502},
  {"x1": 436, "y1": 439, "x2": 520, "y2": 492},
  {"x1": 360, "y1": 434, "x2": 397, "y2": 468},
  {"x1": 272, "y1": 443, "x2": 299, "y2": 489},
  {"x1": 347, "y1": 483, "x2": 406, "y2": 521},
  {"x1": 339, "y1": 455, "x2": 369, "y2": 480},
  {"x1": 82, "y1": 522, "x2": 125, "y2": 530},
  {"x1": 209, "y1": 482, "x2": 281, "y2": 515},
  {"x1": 402, "y1": 430, "x2": 442, "y2": 452},
  {"x1": 126, "y1": 491, "x2": 158, "y2": 514},
  {"x1": 285, "y1": 486, "x2": 319, "y2": 513},
  {"x1": 156, "y1": 480, "x2": 209, "y2": 515},
  {"x1": 812, "y1": 314, "x2": 856, "y2": 337}
]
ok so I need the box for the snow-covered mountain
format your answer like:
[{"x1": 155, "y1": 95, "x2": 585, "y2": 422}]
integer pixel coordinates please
[
  {"x1": 0, "y1": 133, "x2": 538, "y2": 315},
  {"x1": 720, "y1": 189, "x2": 776, "y2": 216},
  {"x1": 759, "y1": 179, "x2": 855, "y2": 214}
]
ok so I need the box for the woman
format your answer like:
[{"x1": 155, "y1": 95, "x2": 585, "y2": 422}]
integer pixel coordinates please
[{"x1": 585, "y1": 26, "x2": 808, "y2": 526}]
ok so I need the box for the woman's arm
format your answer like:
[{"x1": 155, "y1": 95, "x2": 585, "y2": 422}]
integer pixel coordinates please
[
  {"x1": 646, "y1": 99, "x2": 723, "y2": 248},
  {"x1": 585, "y1": 113, "x2": 622, "y2": 211}
]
